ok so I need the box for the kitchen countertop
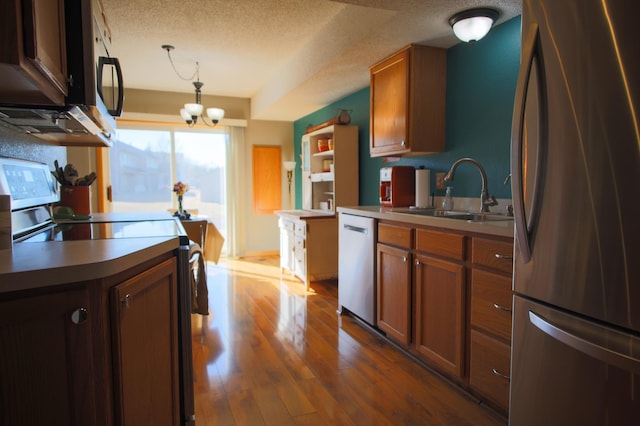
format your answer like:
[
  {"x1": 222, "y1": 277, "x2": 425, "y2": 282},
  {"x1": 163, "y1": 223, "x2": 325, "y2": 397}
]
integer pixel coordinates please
[
  {"x1": 337, "y1": 206, "x2": 514, "y2": 239},
  {"x1": 0, "y1": 211, "x2": 184, "y2": 294},
  {"x1": 275, "y1": 209, "x2": 335, "y2": 220}
]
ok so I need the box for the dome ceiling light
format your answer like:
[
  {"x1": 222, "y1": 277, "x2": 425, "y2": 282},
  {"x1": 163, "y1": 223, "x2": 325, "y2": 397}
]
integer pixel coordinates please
[{"x1": 449, "y1": 8, "x2": 500, "y2": 43}]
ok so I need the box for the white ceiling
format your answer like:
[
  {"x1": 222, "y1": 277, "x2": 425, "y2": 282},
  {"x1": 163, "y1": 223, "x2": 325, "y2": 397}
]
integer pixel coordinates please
[{"x1": 102, "y1": 0, "x2": 521, "y2": 122}]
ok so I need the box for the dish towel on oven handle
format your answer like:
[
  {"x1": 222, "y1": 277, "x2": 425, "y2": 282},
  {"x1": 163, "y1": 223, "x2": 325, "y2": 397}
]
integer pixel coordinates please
[{"x1": 189, "y1": 242, "x2": 209, "y2": 315}]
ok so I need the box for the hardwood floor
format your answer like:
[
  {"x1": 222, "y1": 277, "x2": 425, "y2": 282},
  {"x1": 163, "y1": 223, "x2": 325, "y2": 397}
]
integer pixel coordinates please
[{"x1": 191, "y1": 256, "x2": 506, "y2": 425}]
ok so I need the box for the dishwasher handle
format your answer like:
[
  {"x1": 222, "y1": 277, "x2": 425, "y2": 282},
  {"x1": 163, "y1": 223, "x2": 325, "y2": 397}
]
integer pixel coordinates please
[{"x1": 343, "y1": 224, "x2": 369, "y2": 234}]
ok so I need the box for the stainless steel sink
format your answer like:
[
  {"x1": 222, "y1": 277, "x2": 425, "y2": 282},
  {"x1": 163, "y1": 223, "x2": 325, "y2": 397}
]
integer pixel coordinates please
[{"x1": 389, "y1": 208, "x2": 514, "y2": 222}]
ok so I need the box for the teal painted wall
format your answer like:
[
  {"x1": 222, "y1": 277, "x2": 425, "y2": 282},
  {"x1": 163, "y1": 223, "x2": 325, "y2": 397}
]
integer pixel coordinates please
[{"x1": 293, "y1": 16, "x2": 521, "y2": 207}]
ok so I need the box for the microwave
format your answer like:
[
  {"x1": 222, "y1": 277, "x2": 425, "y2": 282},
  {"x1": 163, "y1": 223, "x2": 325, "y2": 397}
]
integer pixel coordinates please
[{"x1": 0, "y1": 0, "x2": 123, "y2": 147}]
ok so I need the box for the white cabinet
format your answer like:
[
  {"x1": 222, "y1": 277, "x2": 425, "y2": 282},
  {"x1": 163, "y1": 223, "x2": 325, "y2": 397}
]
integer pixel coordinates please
[
  {"x1": 277, "y1": 124, "x2": 358, "y2": 288},
  {"x1": 278, "y1": 218, "x2": 295, "y2": 272},
  {"x1": 301, "y1": 125, "x2": 359, "y2": 212}
]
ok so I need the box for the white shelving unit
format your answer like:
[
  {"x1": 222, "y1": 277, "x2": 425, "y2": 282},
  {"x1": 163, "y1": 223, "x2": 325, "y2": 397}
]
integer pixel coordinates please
[
  {"x1": 301, "y1": 125, "x2": 359, "y2": 213},
  {"x1": 277, "y1": 124, "x2": 359, "y2": 288}
]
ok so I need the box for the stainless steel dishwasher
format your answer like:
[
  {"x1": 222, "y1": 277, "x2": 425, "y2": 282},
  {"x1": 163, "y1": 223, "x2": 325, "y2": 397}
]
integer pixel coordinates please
[{"x1": 338, "y1": 213, "x2": 377, "y2": 326}]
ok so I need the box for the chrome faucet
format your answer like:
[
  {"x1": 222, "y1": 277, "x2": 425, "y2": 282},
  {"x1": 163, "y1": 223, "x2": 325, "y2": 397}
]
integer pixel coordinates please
[{"x1": 444, "y1": 157, "x2": 498, "y2": 213}]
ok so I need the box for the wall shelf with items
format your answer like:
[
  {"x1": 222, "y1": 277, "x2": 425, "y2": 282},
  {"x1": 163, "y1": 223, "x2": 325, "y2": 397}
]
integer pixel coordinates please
[{"x1": 302, "y1": 125, "x2": 359, "y2": 213}]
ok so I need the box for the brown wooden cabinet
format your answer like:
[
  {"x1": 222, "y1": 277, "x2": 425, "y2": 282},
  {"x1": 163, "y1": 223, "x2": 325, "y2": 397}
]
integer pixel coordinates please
[
  {"x1": 0, "y1": 0, "x2": 68, "y2": 106},
  {"x1": 377, "y1": 242, "x2": 412, "y2": 345},
  {"x1": 369, "y1": 44, "x2": 446, "y2": 157},
  {"x1": 414, "y1": 229, "x2": 466, "y2": 381},
  {"x1": 0, "y1": 284, "x2": 98, "y2": 425},
  {"x1": 376, "y1": 222, "x2": 413, "y2": 345},
  {"x1": 111, "y1": 257, "x2": 180, "y2": 426},
  {"x1": 0, "y1": 251, "x2": 181, "y2": 425},
  {"x1": 469, "y1": 236, "x2": 514, "y2": 414}
]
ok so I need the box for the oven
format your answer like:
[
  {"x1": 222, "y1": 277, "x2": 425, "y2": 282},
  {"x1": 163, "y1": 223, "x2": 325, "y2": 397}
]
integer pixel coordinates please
[{"x1": 0, "y1": 157, "x2": 195, "y2": 425}]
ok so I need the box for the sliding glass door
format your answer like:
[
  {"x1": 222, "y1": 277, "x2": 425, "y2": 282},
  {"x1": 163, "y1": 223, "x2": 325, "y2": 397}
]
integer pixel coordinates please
[{"x1": 110, "y1": 124, "x2": 228, "y2": 252}]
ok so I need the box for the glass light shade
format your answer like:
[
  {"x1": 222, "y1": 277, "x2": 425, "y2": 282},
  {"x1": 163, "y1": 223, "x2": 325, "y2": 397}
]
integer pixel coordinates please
[
  {"x1": 180, "y1": 108, "x2": 192, "y2": 121},
  {"x1": 283, "y1": 161, "x2": 297, "y2": 171},
  {"x1": 185, "y1": 103, "x2": 203, "y2": 117},
  {"x1": 206, "y1": 108, "x2": 225, "y2": 122},
  {"x1": 452, "y1": 16, "x2": 494, "y2": 42}
]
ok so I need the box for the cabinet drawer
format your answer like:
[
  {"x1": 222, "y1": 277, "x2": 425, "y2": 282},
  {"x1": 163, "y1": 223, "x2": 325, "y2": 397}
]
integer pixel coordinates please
[
  {"x1": 295, "y1": 236, "x2": 306, "y2": 250},
  {"x1": 279, "y1": 218, "x2": 294, "y2": 232},
  {"x1": 471, "y1": 269, "x2": 512, "y2": 342},
  {"x1": 378, "y1": 222, "x2": 412, "y2": 249},
  {"x1": 294, "y1": 222, "x2": 306, "y2": 237},
  {"x1": 472, "y1": 237, "x2": 513, "y2": 274},
  {"x1": 469, "y1": 330, "x2": 511, "y2": 413},
  {"x1": 415, "y1": 228, "x2": 465, "y2": 261}
]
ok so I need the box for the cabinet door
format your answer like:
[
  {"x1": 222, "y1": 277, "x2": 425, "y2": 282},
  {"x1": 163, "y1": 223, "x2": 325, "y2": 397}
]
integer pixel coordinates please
[
  {"x1": 0, "y1": 0, "x2": 67, "y2": 105},
  {"x1": 370, "y1": 49, "x2": 409, "y2": 156},
  {"x1": 0, "y1": 286, "x2": 97, "y2": 425},
  {"x1": 111, "y1": 258, "x2": 180, "y2": 426},
  {"x1": 414, "y1": 253, "x2": 465, "y2": 379},
  {"x1": 377, "y1": 243, "x2": 412, "y2": 345}
]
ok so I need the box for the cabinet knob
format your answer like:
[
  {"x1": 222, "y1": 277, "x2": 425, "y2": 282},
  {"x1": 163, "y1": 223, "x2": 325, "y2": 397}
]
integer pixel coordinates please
[
  {"x1": 121, "y1": 294, "x2": 132, "y2": 309},
  {"x1": 415, "y1": 259, "x2": 420, "y2": 265},
  {"x1": 402, "y1": 256, "x2": 407, "y2": 262},
  {"x1": 400, "y1": 140, "x2": 406, "y2": 146},
  {"x1": 71, "y1": 307, "x2": 88, "y2": 325}
]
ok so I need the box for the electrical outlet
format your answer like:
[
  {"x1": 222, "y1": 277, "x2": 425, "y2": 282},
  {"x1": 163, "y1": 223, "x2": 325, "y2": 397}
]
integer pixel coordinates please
[{"x1": 436, "y1": 172, "x2": 446, "y2": 190}]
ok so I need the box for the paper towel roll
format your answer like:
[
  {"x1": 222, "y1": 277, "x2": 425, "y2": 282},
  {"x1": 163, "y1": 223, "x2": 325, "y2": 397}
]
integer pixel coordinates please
[{"x1": 415, "y1": 169, "x2": 431, "y2": 208}]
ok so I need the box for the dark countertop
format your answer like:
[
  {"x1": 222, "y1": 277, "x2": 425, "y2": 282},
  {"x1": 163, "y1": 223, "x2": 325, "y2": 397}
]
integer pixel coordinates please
[{"x1": 0, "y1": 212, "x2": 183, "y2": 294}]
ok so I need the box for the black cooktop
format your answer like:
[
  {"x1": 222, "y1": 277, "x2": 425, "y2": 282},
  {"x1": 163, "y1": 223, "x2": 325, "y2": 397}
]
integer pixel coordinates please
[{"x1": 19, "y1": 219, "x2": 188, "y2": 244}]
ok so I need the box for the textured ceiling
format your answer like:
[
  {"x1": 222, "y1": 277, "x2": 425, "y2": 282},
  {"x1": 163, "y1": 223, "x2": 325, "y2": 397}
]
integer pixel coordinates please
[{"x1": 102, "y1": 0, "x2": 521, "y2": 121}]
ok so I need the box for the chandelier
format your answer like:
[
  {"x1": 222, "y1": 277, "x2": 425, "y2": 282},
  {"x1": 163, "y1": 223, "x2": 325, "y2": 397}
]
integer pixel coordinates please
[{"x1": 162, "y1": 44, "x2": 225, "y2": 127}]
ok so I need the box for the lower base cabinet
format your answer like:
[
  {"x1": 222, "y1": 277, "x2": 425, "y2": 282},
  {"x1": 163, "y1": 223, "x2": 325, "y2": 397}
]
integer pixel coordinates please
[
  {"x1": 377, "y1": 242, "x2": 412, "y2": 345},
  {"x1": 278, "y1": 215, "x2": 338, "y2": 290},
  {"x1": 374, "y1": 220, "x2": 514, "y2": 416},
  {"x1": 111, "y1": 258, "x2": 180, "y2": 425},
  {"x1": 414, "y1": 253, "x2": 465, "y2": 380},
  {"x1": 0, "y1": 286, "x2": 97, "y2": 426},
  {"x1": 0, "y1": 252, "x2": 181, "y2": 425}
]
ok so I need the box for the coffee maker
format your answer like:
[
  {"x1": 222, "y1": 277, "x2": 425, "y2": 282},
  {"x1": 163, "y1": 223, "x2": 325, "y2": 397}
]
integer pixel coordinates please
[{"x1": 379, "y1": 166, "x2": 415, "y2": 207}]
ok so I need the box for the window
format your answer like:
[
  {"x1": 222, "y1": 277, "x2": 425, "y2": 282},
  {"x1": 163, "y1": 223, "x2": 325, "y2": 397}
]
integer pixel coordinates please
[{"x1": 110, "y1": 124, "x2": 228, "y2": 252}]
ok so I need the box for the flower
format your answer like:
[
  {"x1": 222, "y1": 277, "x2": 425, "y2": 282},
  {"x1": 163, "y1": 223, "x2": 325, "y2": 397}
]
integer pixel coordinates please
[{"x1": 173, "y1": 181, "x2": 189, "y2": 196}]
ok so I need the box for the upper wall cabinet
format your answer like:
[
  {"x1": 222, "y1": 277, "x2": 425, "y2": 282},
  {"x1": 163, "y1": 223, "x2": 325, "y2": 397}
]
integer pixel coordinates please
[
  {"x1": 0, "y1": 0, "x2": 68, "y2": 106},
  {"x1": 370, "y1": 44, "x2": 447, "y2": 157}
]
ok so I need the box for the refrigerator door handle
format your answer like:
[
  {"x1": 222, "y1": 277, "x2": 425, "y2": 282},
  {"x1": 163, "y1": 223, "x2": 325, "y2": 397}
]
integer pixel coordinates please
[
  {"x1": 511, "y1": 23, "x2": 545, "y2": 264},
  {"x1": 529, "y1": 310, "x2": 640, "y2": 374}
]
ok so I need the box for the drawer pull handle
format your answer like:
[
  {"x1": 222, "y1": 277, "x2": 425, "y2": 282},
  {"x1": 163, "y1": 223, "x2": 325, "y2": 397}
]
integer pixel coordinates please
[
  {"x1": 494, "y1": 253, "x2": 513, "y2": 260},
  {"x1": 493, "y1": 303, "x2": 512, "y2": 313},
  {"x1": 492, "y1": 368, "x2": 510, "y2": 380}
]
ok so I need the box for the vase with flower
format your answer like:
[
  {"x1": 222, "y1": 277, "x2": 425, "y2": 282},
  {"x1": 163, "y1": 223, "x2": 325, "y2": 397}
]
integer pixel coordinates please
[{"x1": 173, "y1": 181, "x2": 190, "y2": 219}]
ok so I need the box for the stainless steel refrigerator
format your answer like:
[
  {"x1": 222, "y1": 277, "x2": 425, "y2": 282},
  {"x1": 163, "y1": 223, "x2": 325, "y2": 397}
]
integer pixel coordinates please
[{"x1": 509, "y1": 1, "x2": 640, "y2": 424}]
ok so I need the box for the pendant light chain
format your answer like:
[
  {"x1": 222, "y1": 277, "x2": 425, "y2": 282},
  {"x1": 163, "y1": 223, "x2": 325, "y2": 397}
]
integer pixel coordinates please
[
  {"x1": 161, "y1": 44, "x2": 225, "y2": 127},
  {"x1": 162, "y1": 45, "x2": 199, "y2": 81}
]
